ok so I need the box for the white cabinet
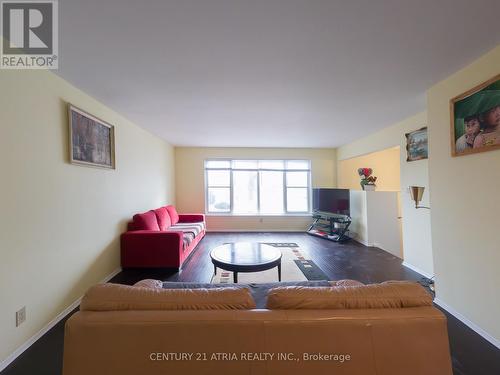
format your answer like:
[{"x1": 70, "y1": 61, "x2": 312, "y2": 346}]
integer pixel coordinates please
[{"x1": 349, "y1": 191, "x2": 402, "y2": 258}]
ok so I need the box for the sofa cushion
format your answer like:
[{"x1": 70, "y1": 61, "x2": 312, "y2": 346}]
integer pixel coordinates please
[
  {"x1": 132, "y1": 210, "x2": 160, "y2": 231},
  {"x1": 266, "y1": 281, "x2": 432, "y2": 310},
  {"x1": 166, "y1": 205, "x2": 179, "y2": 225},
  {"x1": 329, "y1": 279, "x2": 364, "y2": 287},
  {"x1": 162, "y1": 280, "x2": 332, "y2": 309},
  {"x1": 169, "y1": 222, "x2": 205, "y2": 237},
  {"x1": 168, "y1": 222, "x2": 205, "y2": 249},
  {"x1": 134, "y1": 279, "x2": 163, "y2": 288},
  {"x1": 81, "y1": 283, "x2": 256, "y2": 311},
  {"x1": 153, "y1": 207, "x2": 171, "y2": 231}
]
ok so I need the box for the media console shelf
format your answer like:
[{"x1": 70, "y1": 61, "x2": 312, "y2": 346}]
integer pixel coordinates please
[{"x1": 307, "y1": 211, "x2": 351, "y2": 243}]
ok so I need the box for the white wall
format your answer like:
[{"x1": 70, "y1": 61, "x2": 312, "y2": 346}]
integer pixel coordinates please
[
  {"x1": 349, "y1": 191, "x2": 368, "y2": 244},
  {"x1": 427, "y1": 45, "x2": 500, "y2": 345},
  {"x1": 350, "y1": 191, "x2": 401, "y2": 258},
  {"x1": 0, "y1": 70, "x2": 175, "y2": 366},
  {"x1": 366, "y1": 192, "x2": 401, "y2": 258},
  {"x1": 337, "y1": 112, "x2": 434, "y2": 276},
  {"x1": 175, "y1": 147, "x2": 336, "y2": 231},
  {"x1": 400, "y1": 142, "x2": 433, "y2": 278}
]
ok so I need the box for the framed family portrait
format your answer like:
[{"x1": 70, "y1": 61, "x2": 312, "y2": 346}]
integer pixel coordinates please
[
  {"x1": 405, "y1": 127, "x2": 428, "y2": 162},
  {"x1": 450, "y1": 73, "x2": 500, "y2": 157},
  {"x1": 68, "y1": 105, "x2": 115, "y2": 169}
]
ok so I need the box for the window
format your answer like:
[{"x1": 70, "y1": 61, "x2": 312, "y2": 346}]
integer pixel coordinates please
[{"x1": 205, "y1": 160, "x2": 311, "y2": 215}]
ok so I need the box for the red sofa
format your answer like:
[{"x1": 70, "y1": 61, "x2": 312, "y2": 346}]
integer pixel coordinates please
[{"x1": 120, "y1": 205, "x2": 206, "y2": 268}]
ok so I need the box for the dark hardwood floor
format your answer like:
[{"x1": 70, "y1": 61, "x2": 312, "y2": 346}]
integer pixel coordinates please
[{"x1": 2, "y1": 232, "x2": 499, "y2": 375}]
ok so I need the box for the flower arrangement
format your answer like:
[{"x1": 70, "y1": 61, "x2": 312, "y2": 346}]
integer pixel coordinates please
[{"x1": 357, "y1": 168, "x2": 377, "y2": 190}]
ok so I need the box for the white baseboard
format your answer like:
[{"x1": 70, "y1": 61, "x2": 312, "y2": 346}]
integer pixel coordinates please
[
  {"x1": 348, "y1": 234, "x2": 370, "y2": 247},
  {"x1": 434, "y1": 298, "x2": 500, "y2": 349},
  {"x1": 402, "y1": 261, "x2": 433, "y2": 279},
  {"x1": 0, "y1": 267, "x2": 122, "y2": 372}
]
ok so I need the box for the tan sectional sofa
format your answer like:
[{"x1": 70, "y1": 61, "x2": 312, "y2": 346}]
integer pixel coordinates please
[{"x1": 63, "y1": 281, "x2": 453, "y2": 375}]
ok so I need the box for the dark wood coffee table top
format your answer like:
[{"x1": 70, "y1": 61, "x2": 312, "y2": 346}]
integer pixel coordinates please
[{"x1": 210, "y1": 242, "x2": 282, "y2": 283}]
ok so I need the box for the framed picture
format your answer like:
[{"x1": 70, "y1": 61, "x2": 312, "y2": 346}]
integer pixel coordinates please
[
  {"x1": 450, "y1": 73, "x2": 500, "y2": 157},
  {"x1": 68, "y1": 105, "x2": 115, "y2": 169},
  {"x1": 405, "y1": 127, "x2": 428, "y2": 162}
]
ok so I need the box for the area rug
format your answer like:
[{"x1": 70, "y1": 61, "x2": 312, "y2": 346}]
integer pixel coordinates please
[{"x1": 211, "y1": 243, "x2": 329, "y2": 284}]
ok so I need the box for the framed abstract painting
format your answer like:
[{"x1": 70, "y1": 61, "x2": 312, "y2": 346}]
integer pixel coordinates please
[
  {"x1": 68, "y1": 105, "x2": 115, "y2": 169},
  {"x1": 450, "y1": 73, "x2": 500, "y2": 157}
]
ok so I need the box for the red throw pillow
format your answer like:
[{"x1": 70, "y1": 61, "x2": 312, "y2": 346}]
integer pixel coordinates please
[
  {"x1": 133, "y1": 210, "x2": 160, "y2": 231},
  {"x1": 166, "y1": 205, "x2": 179, "y2": 225},
  {"x1": 154, "y1": 207, "x2": 171, "y2": 231}
]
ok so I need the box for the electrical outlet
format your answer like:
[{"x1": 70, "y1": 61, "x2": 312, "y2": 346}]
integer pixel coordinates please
[{"x1": 16, "y1": 307, "x2": 26, "y2": 327}]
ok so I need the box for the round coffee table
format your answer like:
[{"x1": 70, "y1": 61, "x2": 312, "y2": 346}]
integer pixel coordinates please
[{"x1": 210, "y1": 242, "x2": 282, "y2": 283}]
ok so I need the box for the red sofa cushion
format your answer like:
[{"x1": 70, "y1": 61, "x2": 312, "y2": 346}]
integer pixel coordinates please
[
  {"x1": 166, "y1": 205, "x2": 179, "y2": 225},
  {"x1": 154, "y1": 207, "x2": 171, "y2": 231},
  {"x1": 133, "y1": 211, "x2": 160, "y2": 231},
  {"x1": 179, "y1": 214, "x2": 205, "y2": 223}
]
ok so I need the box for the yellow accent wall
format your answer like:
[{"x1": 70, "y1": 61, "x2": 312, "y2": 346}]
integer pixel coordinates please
[
  {"x1": 337, "y1": 112, "x2": 433, "y2": 276},
  {"x1": 0, "y1": 70, "x2": 175, "y2": 365},
  {"x1": 427, "y1": 44, "x2": 500, "y2": 345},
  {"x1": 174, "y1": 147, "x2": 336, "y2": 231},
  {"x1": 338, "y1": 147, "x2": 401, "y2": 191}
]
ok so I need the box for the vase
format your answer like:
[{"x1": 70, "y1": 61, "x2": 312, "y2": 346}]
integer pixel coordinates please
[{"x1": 363, "y1": 185, "x2": 376, "y2": 191}]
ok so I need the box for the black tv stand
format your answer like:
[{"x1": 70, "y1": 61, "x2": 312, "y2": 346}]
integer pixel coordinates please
[{"x1": 307, "y1": 211, "x2": 351, "y2": 243}]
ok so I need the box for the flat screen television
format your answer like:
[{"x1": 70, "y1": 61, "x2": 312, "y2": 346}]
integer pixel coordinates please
[{"x1": 312, "y1": 188, "x2": 350, "y2": 216}]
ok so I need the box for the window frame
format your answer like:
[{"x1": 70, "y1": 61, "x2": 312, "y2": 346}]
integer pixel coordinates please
[
  {"x1": 205, "y1": 167, "x2": 232, "y2": 213},
  {"x1": 204, "y1": 159, "x2": 312, "y2": 216}
]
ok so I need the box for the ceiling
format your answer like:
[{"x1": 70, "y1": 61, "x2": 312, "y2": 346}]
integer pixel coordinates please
[{"x1": 58, "y1": 0, "x2": 500, "y2": 148}]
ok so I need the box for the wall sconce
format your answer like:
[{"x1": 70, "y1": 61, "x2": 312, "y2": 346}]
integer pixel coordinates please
[{"x1": 409, "y1": 186, "x2": 430, "y2": 209}]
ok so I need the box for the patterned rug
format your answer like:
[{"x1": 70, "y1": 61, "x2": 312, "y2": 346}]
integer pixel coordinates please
[{"x1": 211, "y1": 243, "x2": 329, "y2": 284}]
